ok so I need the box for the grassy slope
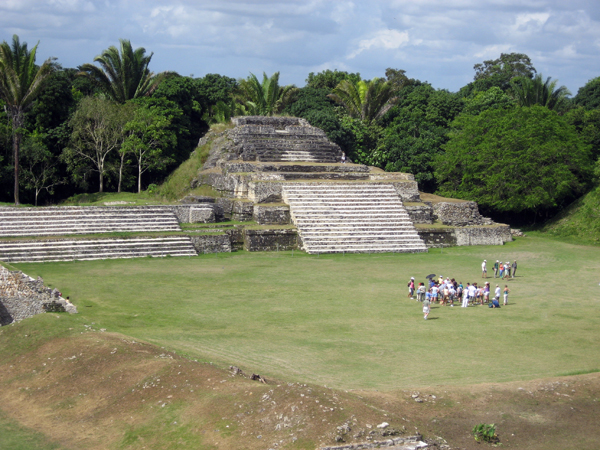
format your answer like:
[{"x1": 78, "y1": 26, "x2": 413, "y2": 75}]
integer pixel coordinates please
[
  {"x1": 542, "y1": 185, "x2": 600, "y2": 245},
  {"x1": 2, "y1": 235, "x2": 600, "y2": 449}
]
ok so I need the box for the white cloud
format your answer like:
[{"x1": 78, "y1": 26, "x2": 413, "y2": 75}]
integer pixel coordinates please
[{"x1": 348, "y1": 29, "x2": 410, "y2": 59}]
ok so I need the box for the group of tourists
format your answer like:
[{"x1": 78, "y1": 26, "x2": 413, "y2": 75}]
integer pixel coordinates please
[
  {"x1": 481, "y1": 259, "x2": 517, "y2": 279},
  {"x1": 407, "y1": 270, "x2": 512, "y2": 320}
]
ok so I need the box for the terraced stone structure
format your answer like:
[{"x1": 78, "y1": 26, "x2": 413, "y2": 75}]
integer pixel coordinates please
[{"x1": 193, "y1": 116, "x2": 510, "y2": 253}]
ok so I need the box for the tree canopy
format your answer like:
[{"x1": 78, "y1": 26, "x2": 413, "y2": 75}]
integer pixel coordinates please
[
  {"x1": 0, "y1": 34, "x2": 57, "y2": 204},
  {"x1": 436, "y1": 106, "x2": 592, "y2": 219},
  {"x1": 79, "y1": 39, "x2": 168, "y2": 103}
]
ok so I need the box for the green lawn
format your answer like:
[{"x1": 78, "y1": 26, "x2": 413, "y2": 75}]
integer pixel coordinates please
[{"x1": 11, "y1": 235, "x2": 600, "y2": 390}]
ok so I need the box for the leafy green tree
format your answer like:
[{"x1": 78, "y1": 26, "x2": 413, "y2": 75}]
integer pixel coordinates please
[
  {"x1": 79, "y1": 39, "x2": 169, "y2": 103},
  {"x1": 236, "y1": 72, "x2": 298, "y2": 116},
  {"x1": 565, "y1": 107, "x2": 600, "y2": 161},
  {"x1": 0, "y1": 34, "x2": 57, "y2": 204},
  {"x1": 122, "y1": 102, "x2": 176, "y2": 193},
  {"x1": 378, "y1": 83, "x2": 463, "y2": 191},
  {"x1": 510, "y1": 74, "x2": 571, "y2": 112},
  {"x1": 385, "y1": 68, "x2": 413, "y2": 92},
  {"x1": 460, "y1": 53, "x2": 536, "y2": 97},
  {"x1": 436, "y1": 106, "x2": 592, "y2": 219},
  {"x1": 152, "y1": 76, "x2": 207, "y2": 163},
  {"x1": 574, "y1": 76, "x2": 600, "y2": 110},
  {"x1": 305, "y1": 69, "x2": 361, "y2": 91},
  {"x1": 20, "y1": 131, "x2": 63, "y2": 206},
  {"x1": 461, "y1": 86, "x2": 516, "y2": 116},
  {"x1": 63, "y1": 97, "x2": 130, "y2": 192},
  {"x1": 328, "y1": 78, "x2": 399, "y2": 125}
]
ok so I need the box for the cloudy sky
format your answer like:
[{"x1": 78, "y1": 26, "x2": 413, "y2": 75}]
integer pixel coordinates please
[{"x1": 1, "y1": 0, "x2": 599, "y2": 94}]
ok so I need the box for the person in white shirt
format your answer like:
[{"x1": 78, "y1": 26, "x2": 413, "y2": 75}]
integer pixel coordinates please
[{"x1": 481, "y1": 260, "x2": 487, "y2": 278}]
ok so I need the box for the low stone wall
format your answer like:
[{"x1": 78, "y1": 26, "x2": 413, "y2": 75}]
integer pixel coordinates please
[
  {"x1": 243, "y1": 229, "x2": 299, "y2": 252},
  {"x1": 417, "y1": 225, "x2": 512, "y2": 248},
  {"x1": 253, "y1": 204, "x2": 290, "y2": 225},
  {"x1": 432, "y1": 201, "x2": 493, "y2": 226},
  {"x1": 187, "y1": 234, "x2": 232, "y2": 254},
  {"x1": 0, "y1": 266, "x2": 77, "y2": 326},
  {"x1": 405, "y1": 204, "x2": 434, "y2": 224}
]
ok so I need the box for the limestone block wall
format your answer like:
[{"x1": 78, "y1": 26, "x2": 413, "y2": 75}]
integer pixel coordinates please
[
  {"x1": 253, "y1": 204, "x2": 290, "y2": 225},
  {"x1": 0, "y1": 266, "x2": 77, "y2": 326},
  {"x1": 417, "y1": 225, "x2": 512, "y2": 248},
  {"x1": 243, "y1": 229, "x2": 299, "y2": 252},
  {"x1": 433, "y1": 202, "x2": 493, "y2": 226},
  {"x1": 187, "y1": 234, "x2": 232, "y2": 254},
  {"x1": 405, "y1": 205, "x2": 434, "y2": 224}
]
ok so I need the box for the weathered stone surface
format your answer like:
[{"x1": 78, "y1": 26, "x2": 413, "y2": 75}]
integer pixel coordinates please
[
  {"x1": 189, "y1": 206, "x2": 216, "y2": 223},
  {"x1": 433, "y1": 201, "x2": 493, "y2": 226},
  {"x1": 417, "y1": 225, "x2": 512, "y2": 248},
  {"x1": 405, "y1": 204, "x2": 434, "y2": 224},
  {"x1": 417, "y1": 228, "x2": 457, "y2": 248},
  {"x1": 388, "y1": 181, "x2": 421, "y2": 202},
  {"x1": 187, "y1": 234, "x2": 231, "y2": 253},
  {"x1": 0, "y1": 267, "x2": 76, "y2": 326},
  {"x1": 253, "y1": 204, "x2": 290, "y2": 225},
  {"x1": 454, "y1": 225, "x2": 512, "y2": 246},
  {"x1": 215, "y1": 198, "x2": 234, "y2": 220},
  {"x1": 243, "y1": 228, "x2": 299, "y2": 251},
  {"x1": 225, "y1": 227, "x2": 245, "y2": 250},
  {"x1": 232, "y1": 200, "x2": 254, "y2": 221},
  {"x1": 248, "y1": 181, "x2": 284, "y2": 203},
  {"x1": 179, "y1": 195, "x2": 215, "y2": 204}
]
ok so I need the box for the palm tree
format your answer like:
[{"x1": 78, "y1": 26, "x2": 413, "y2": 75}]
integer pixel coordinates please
[
  {"x1": 79, "y1": 39, "x2": 168, "y2": 103},
  {"x1": 328, "y1": 78, "x2": 398, "y2": 124},
  {"x1": 510, "y1": 74, "x2": 571, "y2": 112},
  {"x1": 0, "y1": 35, "x2": 57, "y2": 205},
  {"x1": 235, "y1": 72, "x2": 298, "y2": 116}
]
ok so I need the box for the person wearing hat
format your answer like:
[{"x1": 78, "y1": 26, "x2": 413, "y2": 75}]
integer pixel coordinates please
[
  {"x1": 407, "y1": 277, "x2": 415, "y2": 299},
  {"x1": 493, "y1": 260, "x2": 499, "y2": 278},
  {"x1": 481, "y1": 260, "x2": 487, "y2": 278}
]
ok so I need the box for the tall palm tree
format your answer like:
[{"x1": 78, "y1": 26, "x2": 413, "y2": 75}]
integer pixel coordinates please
[
  {"x1": 510, "y1": 74, "x2": 571, "y2": 112},
  {"x1": 0, "y1": 35, "x2": 57, "y2": 205},
  {"x1": 235, "y1": 72, "x2": 298, "y2": 116},
  {"x1": 328, "y1": 78, "x2": 398, "y2": 124},
  {"x1": 79, "y1": 39, "x2": 168, "y2": 103}
]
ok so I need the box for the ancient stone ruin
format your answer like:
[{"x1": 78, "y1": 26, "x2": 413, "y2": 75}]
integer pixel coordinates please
[
  {"x1": 0, "y1": 116, "x2": 511, "y2": 263},
  {"x1": 0, "y1": 266, "x2": 77, "y2": 326}
]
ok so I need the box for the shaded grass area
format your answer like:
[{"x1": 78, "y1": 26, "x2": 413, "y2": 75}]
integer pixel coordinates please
[
  {"x1": 0, "y1": 410, "x2": 63, "y2": 450},
  {"x1": 541, "y1": 185, "x2": 600, "y2": 246},
  {"x1": 12, "y1": 234, "x2": 600, "y2": 391}
]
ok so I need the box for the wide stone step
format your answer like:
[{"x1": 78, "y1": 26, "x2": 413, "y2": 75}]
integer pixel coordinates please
[{"x1": 0, "y1": 237, "x2": 198, "y2": 262}]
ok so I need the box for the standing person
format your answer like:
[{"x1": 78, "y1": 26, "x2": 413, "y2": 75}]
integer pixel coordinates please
[
  {"x1": 417, "y1": 283, "x2": 426, "y2": 302},
  {"x1": 341, "y1": 151, "x2": 346, "y2": 164},
  {"x1": 512, "y1": 260, "x2": 517, "y2": 278},
  {"x1": 468, "y1": 283, "x2": 476, "y2": 306},
  {"x1": 423, "y1": 294, "x2": 431, "y2": 320},
  {"x1": 461, "y1": 284, "x2": 469, "y2": 307},
  {"x1": 431, "y1": 283, "x2": 439, "y2": 303},
  {"x1": 481, "y1": 260, "x2": 487, "y2": 278},
  {"x1": 493, "y1": 260, "x2": 499, "y2": 278},
  {"x1": 498, "y1": 262, "x2": 504, "y2": 279},
  {"x1": 484, "y1": 282, "x2": 490, "y2": 304},
  {"x1": 494, "y1": 284, "x2": 501, "y2": 302},
  {"x1": 504, "y1": 261, "x2": 511, "y2": 279},
  {"x1": 503, "y1": 285, "x2": 510, "y2": 305},
  {"x1": 408, "y1": 277, "x2": 415, "y2": 299}
]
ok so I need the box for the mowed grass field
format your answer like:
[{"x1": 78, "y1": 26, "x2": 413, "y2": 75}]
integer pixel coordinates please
[{"x1": 11, "y1": 234, "x2": 600, "y2": 391}]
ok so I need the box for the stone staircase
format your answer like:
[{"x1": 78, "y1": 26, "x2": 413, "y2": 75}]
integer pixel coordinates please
[
  {"x1": 0, "y1": 236, "x2": 197, "y2": 263},
  {"x1": 229, "y1": 117, "x2": 343, "y2": 163},
  {"x1": 282, "y1": 184, "x2": 428, "y2": 254},
  {"x1": 0, "y1": 206, "x2": 182, "y2": 238}
]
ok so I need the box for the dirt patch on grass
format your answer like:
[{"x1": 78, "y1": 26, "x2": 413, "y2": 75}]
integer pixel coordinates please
[{"x1": 1, "y1": 329, "x2": 599, "y2": 449}]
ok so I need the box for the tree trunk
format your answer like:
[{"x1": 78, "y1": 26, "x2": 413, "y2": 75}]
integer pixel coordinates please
[
  {"x1": 13, "y1": 132, "x2": 21, "y2": 205},
  {"x1": 118, "y1": 153, "x2": 125, "y2": 193},
  {"x1": 138, "y1": 159, "x2": 142, "y2": 193},
  {"x1": 99, "y1": 172, "x2": 104, "y2": 193}
]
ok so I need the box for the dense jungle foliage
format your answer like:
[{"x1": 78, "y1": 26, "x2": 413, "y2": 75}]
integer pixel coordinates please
[{"x1": 1, "y1": 38, "x2": 599, "y2": 226}]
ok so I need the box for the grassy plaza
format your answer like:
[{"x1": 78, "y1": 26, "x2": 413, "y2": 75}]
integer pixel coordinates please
[{"x1": 10, "y1": 233, "x2": 600, "y2": 391}]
